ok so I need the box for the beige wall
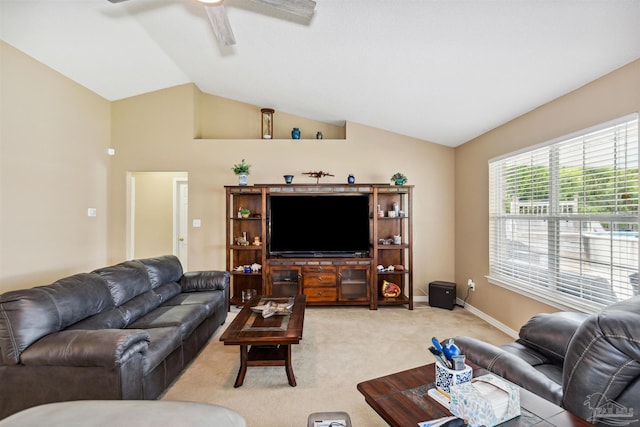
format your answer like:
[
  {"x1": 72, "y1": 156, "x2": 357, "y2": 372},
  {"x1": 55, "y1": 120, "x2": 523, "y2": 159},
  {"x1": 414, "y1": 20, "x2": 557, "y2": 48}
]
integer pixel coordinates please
[
  {"x1": 9, "y1": 35, "x2": 634, "y2": 332},
  {"x1": 109, "y1": 85, "x2": 456, "y2": 299},
  {"x1": 455, "y1": 59, "x2": 640, "y2": 331},
  {"x1": 198, "y1": 94, "x2": 345, "y2": 140},
  {"x1": 0, "y1": 41, "x2": 111, "y2": 293},
  {"x1": 1, "y1": 43, "x2": 454, "y2": 298}
]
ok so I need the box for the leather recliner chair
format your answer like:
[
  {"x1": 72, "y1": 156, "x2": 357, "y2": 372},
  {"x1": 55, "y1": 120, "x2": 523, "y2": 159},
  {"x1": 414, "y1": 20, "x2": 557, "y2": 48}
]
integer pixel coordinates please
[{"x1": 453, "y1": 296, "x2": 640, "y2": 426}]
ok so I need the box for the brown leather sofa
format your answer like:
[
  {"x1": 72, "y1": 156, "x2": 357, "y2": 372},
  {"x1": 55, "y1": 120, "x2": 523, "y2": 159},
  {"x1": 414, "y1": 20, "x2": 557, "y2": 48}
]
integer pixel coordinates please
[
  {"x1": 0, "y1": 255, "x2": 230, "y2": 420},
  {"x1": 453, "y1": 296, "x2": 640, "y2": 426}
]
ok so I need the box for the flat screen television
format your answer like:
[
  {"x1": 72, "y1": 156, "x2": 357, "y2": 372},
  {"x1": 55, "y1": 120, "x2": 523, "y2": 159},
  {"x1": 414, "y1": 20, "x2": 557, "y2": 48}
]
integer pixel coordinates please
[{"x1": 269, "y1": 194, "x2": 370, "y2": 257}]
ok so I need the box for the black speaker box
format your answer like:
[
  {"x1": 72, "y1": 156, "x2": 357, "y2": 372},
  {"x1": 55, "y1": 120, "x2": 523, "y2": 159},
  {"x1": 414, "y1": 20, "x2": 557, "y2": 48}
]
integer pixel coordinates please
[{"x1": 429, "y1": 281, "x2": 456, "y2": 310}]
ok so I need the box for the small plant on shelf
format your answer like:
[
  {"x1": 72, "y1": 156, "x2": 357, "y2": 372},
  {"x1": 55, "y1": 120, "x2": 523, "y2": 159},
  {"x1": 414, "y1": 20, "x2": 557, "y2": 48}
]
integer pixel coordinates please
[
  {"x1": 232, "y1": 159, "x2": 251, "y2": 186},
  {"x1": 390, "y1": 172, "x2": 408, "y2": 185},
  {"x1": 232, "y1": 159, "x2": 251, "y2": 175},
  {"x1": 240, "y1": 208, "x2": 250, "y2": 218}
]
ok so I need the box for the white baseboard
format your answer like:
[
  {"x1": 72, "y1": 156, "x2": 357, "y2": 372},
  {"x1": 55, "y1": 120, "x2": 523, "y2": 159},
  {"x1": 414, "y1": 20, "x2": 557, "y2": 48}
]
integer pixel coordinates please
[
  {"x1": 457, "y1": 298, "x2": 518, "y2": 339},
  {"x1": 414, "y1": 296, "x2": 518, "y2": 339}
]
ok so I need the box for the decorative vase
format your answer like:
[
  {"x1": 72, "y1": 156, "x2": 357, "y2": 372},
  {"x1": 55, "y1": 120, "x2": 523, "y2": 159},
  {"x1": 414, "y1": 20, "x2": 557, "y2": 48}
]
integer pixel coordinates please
[
  {"x1": 238, "y1": 173, "x2": 248, "y2": 186},
  {"x1": 291, "y1": 128, "x2": 301, "y2": 139},
  {"x1": 316, "y1": 131, "x2": 323, "y2": 140},
  {"x1": 347, "y1": 174, "x2": 355, "y2": 184},
  {"x1": 284, "y1": 175, "x2": 294, "y2": 184}
]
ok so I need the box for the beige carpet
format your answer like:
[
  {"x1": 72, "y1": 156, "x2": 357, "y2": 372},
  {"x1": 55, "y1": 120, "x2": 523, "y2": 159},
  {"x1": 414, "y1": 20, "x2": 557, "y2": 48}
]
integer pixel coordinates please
[{"x1": 162, "y1": 302, "x2": 512, "y2": 426}]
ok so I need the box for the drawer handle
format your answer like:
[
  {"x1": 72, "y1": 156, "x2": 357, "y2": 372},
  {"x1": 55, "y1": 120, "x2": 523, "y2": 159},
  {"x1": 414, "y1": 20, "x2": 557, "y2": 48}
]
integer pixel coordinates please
[
  {"x1": 317, "y1": 291, "x2": 323, "y2": 296},
  {"x1": 318, "y1": 276, "x2": 323, "y2": 281}
]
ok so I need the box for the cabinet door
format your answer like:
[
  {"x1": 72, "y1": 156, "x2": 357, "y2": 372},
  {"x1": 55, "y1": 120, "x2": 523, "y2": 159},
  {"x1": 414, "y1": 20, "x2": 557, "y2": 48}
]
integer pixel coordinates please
[
  {"x1": 338, "y1": 265, "x2": 370, "y2": 301},
  {"x1": 270, "y1": 266, "x2": 301, "y2": 297}
]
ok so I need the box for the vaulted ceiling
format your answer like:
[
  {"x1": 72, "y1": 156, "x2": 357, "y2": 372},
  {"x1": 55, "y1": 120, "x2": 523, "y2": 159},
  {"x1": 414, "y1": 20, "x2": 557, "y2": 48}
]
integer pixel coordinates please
[{"x1": 2, "y1": 0, "x2": 640, "y2": 147}]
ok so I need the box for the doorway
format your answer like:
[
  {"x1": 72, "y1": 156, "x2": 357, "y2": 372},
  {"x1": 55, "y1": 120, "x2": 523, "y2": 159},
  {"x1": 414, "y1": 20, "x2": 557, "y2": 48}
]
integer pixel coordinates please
[{"x1": 126, "y1": 172, "x2": 189, "y2": 268}]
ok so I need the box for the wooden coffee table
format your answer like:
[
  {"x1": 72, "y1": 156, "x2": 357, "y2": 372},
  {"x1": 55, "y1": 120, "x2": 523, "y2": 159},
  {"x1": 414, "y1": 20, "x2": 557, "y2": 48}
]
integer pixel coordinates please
[
  {"x1": 357, "y1": 363, "x2": 595, "y2": 426},
  {"x1": 220, "y1": 294, "x2": 306, "y2": 388}
]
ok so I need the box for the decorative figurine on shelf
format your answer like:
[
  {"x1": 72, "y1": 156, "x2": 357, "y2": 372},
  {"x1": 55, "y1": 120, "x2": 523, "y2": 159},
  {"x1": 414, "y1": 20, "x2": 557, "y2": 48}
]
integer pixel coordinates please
[
  {"x1": 381, "y1": 280, "x2": 401, "y2": 297},
  {"x1": 390, "y1": 172, "x2": 407, "y2": 185},
  {"x1": 291, "y1": 127, "x2": 301, "y2": 139},
  {"x1": 316, "y1": 131, "x2": 323, "y2": 139},
  {"x1": 347, "y1": 174, "x2": 355, "y2": 184},
  {"x1": 232, "y1": 159, "x2": 251, "y2": 186},
  {"x1": 303, "y1": 170, "x2": 334, "y2": 183}
]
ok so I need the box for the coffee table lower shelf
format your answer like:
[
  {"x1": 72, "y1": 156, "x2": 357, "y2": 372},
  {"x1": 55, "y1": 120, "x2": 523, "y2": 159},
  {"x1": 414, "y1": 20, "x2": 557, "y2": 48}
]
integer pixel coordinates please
[{"x1": 236, "y1": 344, "x2": 295, "y2": 387}]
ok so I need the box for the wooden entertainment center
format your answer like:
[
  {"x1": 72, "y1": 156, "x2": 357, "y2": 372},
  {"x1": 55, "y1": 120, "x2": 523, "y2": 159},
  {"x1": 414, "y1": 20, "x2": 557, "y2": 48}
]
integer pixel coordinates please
[{"x1": 225, "y1": 184, "x2": 413, "y2": 310}]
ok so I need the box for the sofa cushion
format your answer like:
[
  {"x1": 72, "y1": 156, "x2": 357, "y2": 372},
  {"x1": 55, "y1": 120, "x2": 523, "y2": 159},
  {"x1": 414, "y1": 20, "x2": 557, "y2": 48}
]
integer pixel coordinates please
[
  {"x1": 562, "y1": 296, "x2": 640, "y2": 418},
  {"x1": 153, "y1": 282, "x2": 182, "y2": 304},
  {"x1": 162, "y1": 290, "x2": 225, "y2": 317},
  {"x1": 139, "y1": 256, "x2": 183, "y2": 289},
  {"x1": 127, "y1": 305, "x2": 208, "y2": 341},
  {"x1": 66, "y1": 308, "x2": 128, "y2": 330},
  {"x1": 500, "y1": 342, "x2": 552, "y2": 366},
  {"x1": 117, "y1": 291, "x2": 162, "y2": 326},
  {"x1": 180, "y1": 271, "x2": 230, "y2": 292},
  {"x1": 0, "y1": 273, "x2": 112, "y2": 365},
  {"x1": 140, "y1": 326, "x2": 183, "y2": 374},
  {"x1": 93, "y1": 261, "x2": 152, "y2": 306}
]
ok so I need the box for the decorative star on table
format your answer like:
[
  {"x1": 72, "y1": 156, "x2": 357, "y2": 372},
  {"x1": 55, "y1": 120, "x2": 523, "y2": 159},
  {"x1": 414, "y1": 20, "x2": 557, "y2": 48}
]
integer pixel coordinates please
[{"x1": 303, "y1": 171, "x2": 334, "y2": 184}]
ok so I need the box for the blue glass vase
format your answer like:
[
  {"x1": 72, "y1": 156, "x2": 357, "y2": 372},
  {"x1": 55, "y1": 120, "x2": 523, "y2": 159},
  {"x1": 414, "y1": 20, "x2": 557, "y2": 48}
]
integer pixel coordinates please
[{"x1": 291, "y1": 128, "x2": 301, "y2": 139}]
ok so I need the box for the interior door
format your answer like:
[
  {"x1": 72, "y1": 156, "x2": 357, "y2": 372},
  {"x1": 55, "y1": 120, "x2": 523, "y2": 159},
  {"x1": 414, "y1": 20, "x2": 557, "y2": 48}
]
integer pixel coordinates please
[
  {"x1": 126, "y1": 172, "x2": 188, "y2": 263},
  {"x1": 175, "y1": 179, "x2": 188, "y2": 268}
]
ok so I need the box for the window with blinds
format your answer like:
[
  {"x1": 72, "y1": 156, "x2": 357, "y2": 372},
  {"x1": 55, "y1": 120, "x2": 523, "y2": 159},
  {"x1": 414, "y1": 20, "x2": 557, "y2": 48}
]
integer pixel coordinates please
[{"x1": 488, "y1": 114, "x2": 639, "y2": 312}]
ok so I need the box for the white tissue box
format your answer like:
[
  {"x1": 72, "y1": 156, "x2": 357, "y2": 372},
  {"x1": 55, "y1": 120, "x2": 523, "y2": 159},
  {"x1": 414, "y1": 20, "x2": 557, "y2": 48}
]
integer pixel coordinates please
[{"x1": 449, "y1": 374, "x2": 520, "y2": 427}]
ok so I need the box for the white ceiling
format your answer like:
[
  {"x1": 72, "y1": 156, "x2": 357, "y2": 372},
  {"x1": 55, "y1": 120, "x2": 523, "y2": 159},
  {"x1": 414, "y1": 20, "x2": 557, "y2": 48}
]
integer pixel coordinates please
[{"x1": 2, "y1": 0, "x2": 640, "y2": 147}]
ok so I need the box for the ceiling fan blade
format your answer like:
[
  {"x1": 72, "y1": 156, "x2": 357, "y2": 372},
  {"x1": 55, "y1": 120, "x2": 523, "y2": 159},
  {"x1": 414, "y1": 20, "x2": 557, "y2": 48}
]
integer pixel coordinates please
[
  {"x1": 107, "y1": 0, "x2": 130, "y2": 3},
  {"x1": 250, "y1": 0, "x2": 316, "y2": 19},
  {"x1": 204, "y1": 4, "x2": 236, "y2": 46}
]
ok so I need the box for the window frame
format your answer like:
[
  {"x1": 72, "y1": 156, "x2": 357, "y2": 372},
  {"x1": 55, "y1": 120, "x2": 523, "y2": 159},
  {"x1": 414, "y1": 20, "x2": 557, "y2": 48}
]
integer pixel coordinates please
[{"x1": 487, "y1": 114, "x2": 639, "y2": 313}]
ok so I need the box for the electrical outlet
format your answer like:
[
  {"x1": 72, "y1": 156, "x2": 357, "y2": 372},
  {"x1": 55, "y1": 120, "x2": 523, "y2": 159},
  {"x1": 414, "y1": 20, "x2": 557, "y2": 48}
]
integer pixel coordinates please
[{"x1": 467, "y1": 279, "x2": 476, "y2": 291}]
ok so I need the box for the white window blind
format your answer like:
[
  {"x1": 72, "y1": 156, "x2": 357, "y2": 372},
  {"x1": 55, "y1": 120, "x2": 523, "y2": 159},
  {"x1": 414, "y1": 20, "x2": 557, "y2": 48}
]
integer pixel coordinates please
[{"x1": 488, "y1": 114, "x2": 639, "y2": 312}]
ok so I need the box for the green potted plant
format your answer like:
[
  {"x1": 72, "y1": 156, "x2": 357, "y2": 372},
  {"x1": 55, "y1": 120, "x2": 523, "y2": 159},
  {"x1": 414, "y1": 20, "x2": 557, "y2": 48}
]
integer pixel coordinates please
[
  {"x1": 232, "y1": 159, "x2": 251, "y2": 186},
  {"x1": 240, "y1": 207, "x2": 251, "y2": 218},
  {"x1": 390, "y1": 172, "x2": 408, "y2": 185}
]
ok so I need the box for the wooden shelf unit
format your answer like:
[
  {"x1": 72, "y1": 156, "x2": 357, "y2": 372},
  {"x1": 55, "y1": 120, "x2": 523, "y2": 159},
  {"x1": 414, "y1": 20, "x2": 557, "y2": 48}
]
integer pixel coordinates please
[
  {"x1": 371, "y1": 185, "x2": 413, "y2": 309},
  {"x1": 225, "y1": 184, "x2": 413, "y2": 309}
]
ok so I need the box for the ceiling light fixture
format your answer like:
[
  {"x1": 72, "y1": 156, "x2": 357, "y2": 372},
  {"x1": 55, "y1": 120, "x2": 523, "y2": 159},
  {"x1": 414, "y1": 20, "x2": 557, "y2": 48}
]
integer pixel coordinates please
[{"x1": 108, "y1": 0, "x2": 315, "y2": 47}]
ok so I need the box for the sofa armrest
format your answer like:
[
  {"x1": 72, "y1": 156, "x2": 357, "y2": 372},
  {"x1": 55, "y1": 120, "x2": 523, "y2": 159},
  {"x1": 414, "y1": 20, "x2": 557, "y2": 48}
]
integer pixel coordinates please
[
  {"x1": 180, "y1": 271, "x2": 230, "y2": 292},
  {"x1": 454, "y1": 336, "x2": 563, "y2": 405},
  {"x1": 19, "y1": 329, "x2": 150, "y2": 368},
  {"x1": 517, "y1": 312, "x2": 588, "y2": 363}
]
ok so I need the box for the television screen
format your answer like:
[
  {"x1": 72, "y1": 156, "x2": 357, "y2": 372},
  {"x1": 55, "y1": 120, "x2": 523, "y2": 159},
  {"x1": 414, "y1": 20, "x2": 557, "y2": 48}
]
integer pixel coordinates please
[{"x1": 269, "y1": 195, "x2": 370, "y2": 257}]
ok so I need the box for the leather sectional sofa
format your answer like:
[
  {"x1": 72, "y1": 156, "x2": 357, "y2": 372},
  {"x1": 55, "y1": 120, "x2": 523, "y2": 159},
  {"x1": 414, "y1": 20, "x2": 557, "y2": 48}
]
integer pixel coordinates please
[
  {"x1": 0, "y1": 255, "x2": 230, "y2": 420},
  {"x1": 453, "y1": 295, "x2": 640, "y2": 426}
]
